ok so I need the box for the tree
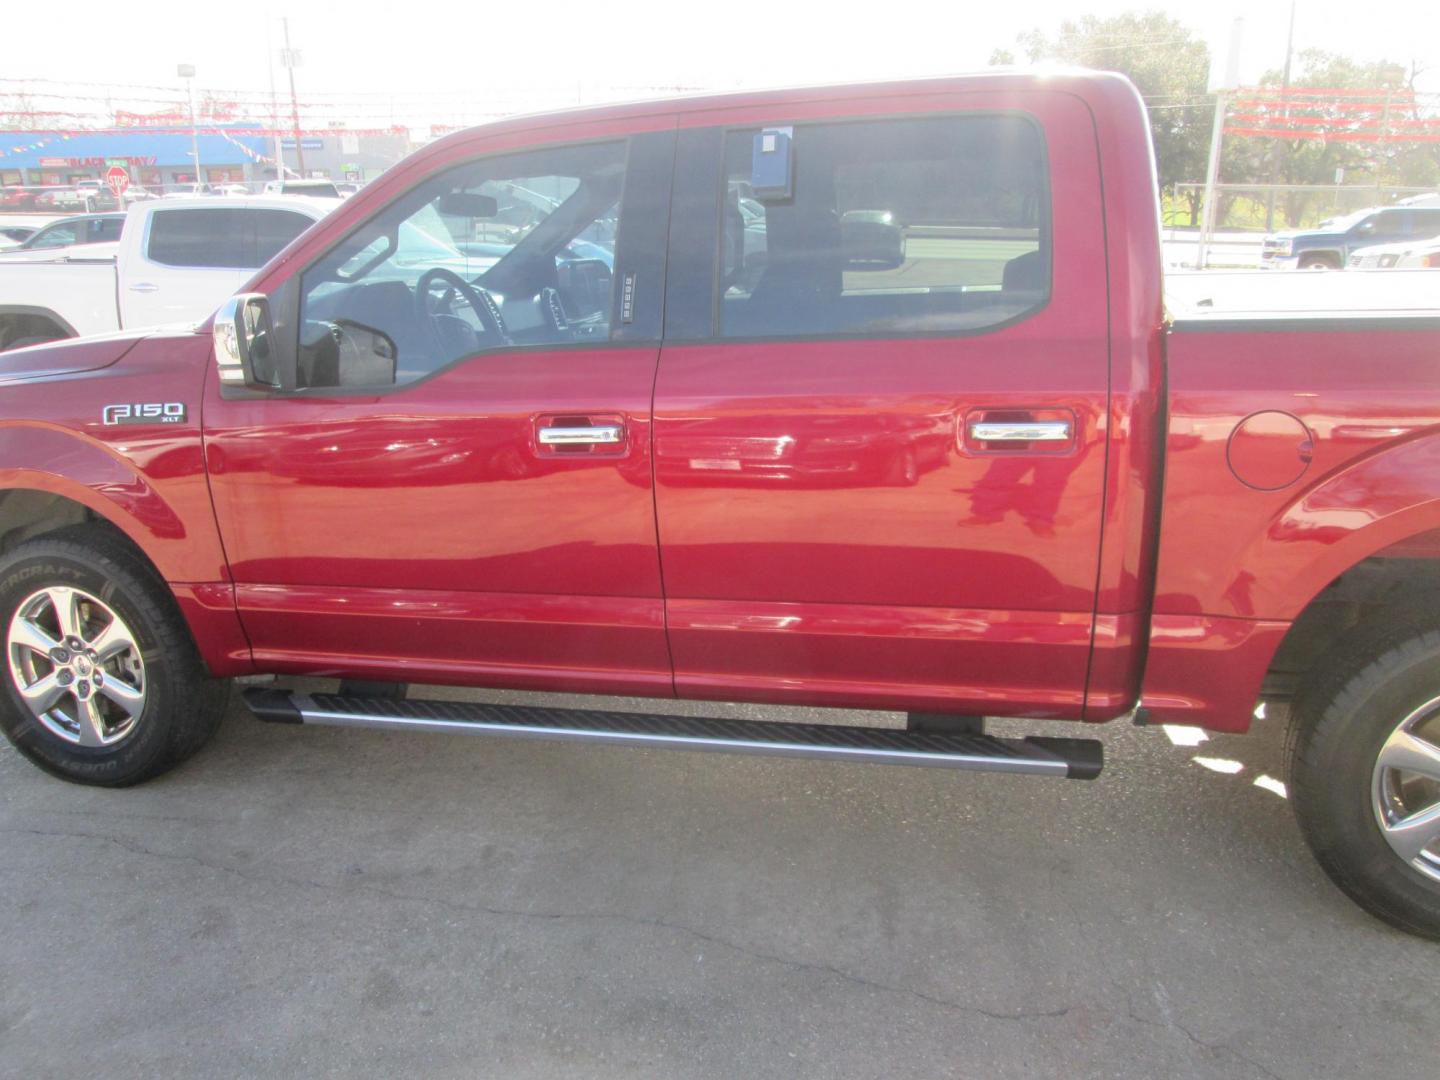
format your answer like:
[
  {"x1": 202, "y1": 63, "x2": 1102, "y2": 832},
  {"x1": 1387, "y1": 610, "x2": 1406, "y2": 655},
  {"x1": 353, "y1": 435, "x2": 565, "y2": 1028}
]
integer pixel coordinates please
[
  {"x1": 1004, "y1": 11, "x2": 1212, "y2": 210},
  {"x1": 1240, "y1": 51, "x2": 1440, "y2": 227}
]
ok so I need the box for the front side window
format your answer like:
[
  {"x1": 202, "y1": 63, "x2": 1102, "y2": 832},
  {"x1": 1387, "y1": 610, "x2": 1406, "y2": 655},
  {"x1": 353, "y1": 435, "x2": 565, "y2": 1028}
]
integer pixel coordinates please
[
  {"x1": 719, "y1": 115, "x2": 1049, "y2": 339},
  {"x1": 295, "y1": 140, "x2": 625, "y2": 389},
  {"x1": 30, "y1": 222, "x2": 80, "y2": 249}
]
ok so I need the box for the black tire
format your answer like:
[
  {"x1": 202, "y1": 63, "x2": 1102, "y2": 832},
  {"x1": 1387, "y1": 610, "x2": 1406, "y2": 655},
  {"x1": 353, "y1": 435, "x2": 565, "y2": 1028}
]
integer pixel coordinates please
[
  {"x1": 1287, "y1": 606, "x2": 1440, "y2": 938},
  {"x1": 1298, "y1": 253, "x2": 1339, "y2": 270},
  {"x1": 0, "y1": 526, "x2": 228, "y2": 786}
]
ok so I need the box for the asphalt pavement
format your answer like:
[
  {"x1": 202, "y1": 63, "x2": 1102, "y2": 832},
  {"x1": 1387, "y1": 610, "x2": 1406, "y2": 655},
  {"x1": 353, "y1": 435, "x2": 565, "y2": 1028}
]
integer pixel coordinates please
[{"x1": 1, "y1": 683, "x2": 1435, "y2": 1079}]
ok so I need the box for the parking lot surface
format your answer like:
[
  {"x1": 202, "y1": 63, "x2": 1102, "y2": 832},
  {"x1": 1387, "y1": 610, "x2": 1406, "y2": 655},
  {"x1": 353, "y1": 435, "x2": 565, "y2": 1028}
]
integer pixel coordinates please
[{"x1": 1, "y1": 684, "x2": 1435, "y2": 1079}]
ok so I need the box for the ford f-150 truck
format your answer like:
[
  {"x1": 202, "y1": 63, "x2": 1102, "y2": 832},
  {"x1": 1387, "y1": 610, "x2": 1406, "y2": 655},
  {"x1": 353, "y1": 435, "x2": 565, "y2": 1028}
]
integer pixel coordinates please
[
  {"x1": 3, "y1": 71, "x2": 1440, "y2": 937},
  {"x1": 0, "y1": 196, "x2": 328, "y2": 351}
]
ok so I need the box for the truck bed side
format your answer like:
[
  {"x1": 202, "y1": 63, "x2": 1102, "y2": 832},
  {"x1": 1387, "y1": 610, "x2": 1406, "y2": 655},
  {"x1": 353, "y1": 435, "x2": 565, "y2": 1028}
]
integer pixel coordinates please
[{"x1": 1142, "y1": 314, "x2": 1440, "y2": 731}]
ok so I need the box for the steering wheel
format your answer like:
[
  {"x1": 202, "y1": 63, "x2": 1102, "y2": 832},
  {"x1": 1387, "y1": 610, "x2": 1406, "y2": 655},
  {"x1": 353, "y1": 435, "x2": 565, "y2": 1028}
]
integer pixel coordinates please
[{"x1": 415, "y1": 267, "x2": 509, "y2": 348}]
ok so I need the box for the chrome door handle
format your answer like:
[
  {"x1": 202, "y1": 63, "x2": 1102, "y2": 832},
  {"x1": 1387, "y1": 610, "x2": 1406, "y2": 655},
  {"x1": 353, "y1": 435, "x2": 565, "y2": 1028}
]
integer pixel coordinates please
[
  {"x1": 128, "y1": 282, "x2": 159, "y2": 293},
  {"x1": 538, "y1": 424, "x2": 623, "y2": 446},
  {"x1": 968, "y1": 420, "x2": 1072, "y2": 442}
]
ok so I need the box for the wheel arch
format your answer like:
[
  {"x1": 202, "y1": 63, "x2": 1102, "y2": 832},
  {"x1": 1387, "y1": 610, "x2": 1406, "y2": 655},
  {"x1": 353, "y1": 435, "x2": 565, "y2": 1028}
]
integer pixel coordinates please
[
  {"x1": 1259, "y1": 435, "x2": 1440, "y2": 705},
  {"x1": 0, "y1": 472, "x2": 253, "y2": 677}
]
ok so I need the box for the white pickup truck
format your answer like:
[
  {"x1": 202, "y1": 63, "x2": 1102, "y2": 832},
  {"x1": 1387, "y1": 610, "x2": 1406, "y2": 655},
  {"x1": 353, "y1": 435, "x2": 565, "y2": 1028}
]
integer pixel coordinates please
[{"x1": 0, "y1": 196, "x2": 332, "y2": 351}]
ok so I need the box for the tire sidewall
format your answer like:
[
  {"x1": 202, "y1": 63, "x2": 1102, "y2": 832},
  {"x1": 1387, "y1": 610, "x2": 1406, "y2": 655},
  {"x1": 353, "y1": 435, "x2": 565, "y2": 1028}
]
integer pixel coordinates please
[
  {"x1": 0, "y1": 548, "x2": 179, "y2": 785},
  {"x1": 1296, "y1": 641, "x2": 1440, "y2": 924}
]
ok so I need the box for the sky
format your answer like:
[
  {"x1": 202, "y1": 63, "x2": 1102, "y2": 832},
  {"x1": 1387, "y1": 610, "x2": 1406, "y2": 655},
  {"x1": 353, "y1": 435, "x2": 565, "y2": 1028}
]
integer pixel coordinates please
[{"x1": 3, "y1": 0, "x2": 1439, "y2": 131}]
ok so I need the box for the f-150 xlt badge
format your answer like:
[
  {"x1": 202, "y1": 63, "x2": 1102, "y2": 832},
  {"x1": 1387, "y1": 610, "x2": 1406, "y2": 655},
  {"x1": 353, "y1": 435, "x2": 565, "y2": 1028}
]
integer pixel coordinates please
[{"x1": 102, "y1": 402, "x2": 187, "y2": 426}]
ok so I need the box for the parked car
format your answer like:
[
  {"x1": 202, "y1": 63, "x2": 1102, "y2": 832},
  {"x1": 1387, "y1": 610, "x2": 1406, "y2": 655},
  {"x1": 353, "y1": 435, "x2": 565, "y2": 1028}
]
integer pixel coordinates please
[
  {"x1": 263, "y1": 178, "x2": 342, "y2": 199},
  {"x1": 0, "y1": 197, "x2": 329, "y2": 348},
  {"x1": 0, "y1": 226, "x2": 38, "y2": 250},
  {"x1": 0, "y1": 213, "x2": 124, "y2": 261},
  {"x1": 1262, "y1": 205, "x2": 1440, "y2": 269},
  {"x1": 51, "y1": 181, "x2": 119, "y2": 212},
  {"x1": 1395, "y1": 193, "x2": 1440, "y2": 209},
  {"x1": 162, "y1": 183, "x2": 217, "y2": 199},
  {"x1": 0, "y1": 187, "x2": 41, "y2": 211},
  {"x1": 1349, "y1": 236, "x2": 1440, "y2": 269},
  {"x1": 32, "y1": 189, "x2": 67, "y2": 210},
  {"x1": 4, "y1": 72, "x2": 1440, "y2": 940}
]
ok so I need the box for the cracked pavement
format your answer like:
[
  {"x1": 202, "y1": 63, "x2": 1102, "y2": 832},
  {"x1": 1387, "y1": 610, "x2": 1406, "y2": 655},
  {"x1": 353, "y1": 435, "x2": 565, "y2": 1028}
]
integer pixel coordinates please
[{"x1": 1, "y1": 684, "x2": 1435, "y2": 1078}]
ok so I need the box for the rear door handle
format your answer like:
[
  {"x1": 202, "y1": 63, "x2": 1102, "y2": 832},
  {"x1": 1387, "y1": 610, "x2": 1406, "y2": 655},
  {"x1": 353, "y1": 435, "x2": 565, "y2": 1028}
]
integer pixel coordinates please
[
  {"x1": 538, "y1": 424, "x2": 623, "y2": 446},
  {"x1": 968, "y1": 420, "x2": 1072, "y2": 442}
]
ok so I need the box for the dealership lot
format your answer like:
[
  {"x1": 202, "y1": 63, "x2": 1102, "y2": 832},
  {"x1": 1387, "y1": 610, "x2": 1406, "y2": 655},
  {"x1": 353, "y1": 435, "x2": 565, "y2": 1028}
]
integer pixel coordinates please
[{"x1": 1, "y1": 683, "x2": 1434, "y2": 1079}]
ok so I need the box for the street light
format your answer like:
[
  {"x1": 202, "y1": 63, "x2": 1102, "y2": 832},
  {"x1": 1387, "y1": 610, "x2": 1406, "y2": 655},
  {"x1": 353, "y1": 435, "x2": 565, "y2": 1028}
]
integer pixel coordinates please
[{"x1": 177, "y1": 63, "x2": 202, "y2": 191}]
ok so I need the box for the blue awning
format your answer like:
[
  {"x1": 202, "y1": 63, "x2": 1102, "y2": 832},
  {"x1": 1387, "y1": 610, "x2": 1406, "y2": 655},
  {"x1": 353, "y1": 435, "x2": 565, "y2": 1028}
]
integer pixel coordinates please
[{"x1": 0, "y1": 128, "x2": 271, "y2": 169}]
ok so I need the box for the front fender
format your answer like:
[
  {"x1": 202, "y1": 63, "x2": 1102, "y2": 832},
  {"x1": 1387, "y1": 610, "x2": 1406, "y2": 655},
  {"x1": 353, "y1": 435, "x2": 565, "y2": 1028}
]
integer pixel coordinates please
[{"x1": 0, "y1": 330, "x2": 254, "y2": 674}]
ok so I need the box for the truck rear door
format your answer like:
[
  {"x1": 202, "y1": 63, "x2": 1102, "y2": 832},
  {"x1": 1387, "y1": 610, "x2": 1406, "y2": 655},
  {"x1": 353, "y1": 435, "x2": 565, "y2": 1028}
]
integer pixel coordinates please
[{"x1": 652, "y1": 90, "x2": 1110, "y2": 717}]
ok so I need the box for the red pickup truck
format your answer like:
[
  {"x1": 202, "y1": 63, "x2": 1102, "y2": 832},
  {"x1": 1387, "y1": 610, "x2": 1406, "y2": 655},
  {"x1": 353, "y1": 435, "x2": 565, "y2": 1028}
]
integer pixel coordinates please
[{"x1": 3, "y1": 72, "x2": 1439, "y2": 937}]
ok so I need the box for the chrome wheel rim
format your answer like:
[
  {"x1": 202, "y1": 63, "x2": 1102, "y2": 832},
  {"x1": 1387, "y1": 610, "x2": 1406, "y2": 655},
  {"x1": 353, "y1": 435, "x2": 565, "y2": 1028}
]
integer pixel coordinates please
[
  {"x1": 1371, "y1": 693, "x2": 1440, "y2": 883},
  {"x1": 6, "y1": 586, "x2": 146, "y2": 747}
]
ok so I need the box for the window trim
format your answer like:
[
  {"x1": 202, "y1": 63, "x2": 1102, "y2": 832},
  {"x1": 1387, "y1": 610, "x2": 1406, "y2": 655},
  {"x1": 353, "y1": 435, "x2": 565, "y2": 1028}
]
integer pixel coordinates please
[
  {"x1": 698, "y1": 108, "x2": 1055, "y2": 346},
  {"x1": 238, "y1": 133, "x2": 667, "y2": 400}
]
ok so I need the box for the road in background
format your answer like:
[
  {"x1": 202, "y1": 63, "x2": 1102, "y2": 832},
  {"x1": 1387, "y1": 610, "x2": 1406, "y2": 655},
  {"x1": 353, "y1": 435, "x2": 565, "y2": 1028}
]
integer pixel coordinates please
[{"x1": 0, "y1": 684, "x2": 1434, "y2": 1079}]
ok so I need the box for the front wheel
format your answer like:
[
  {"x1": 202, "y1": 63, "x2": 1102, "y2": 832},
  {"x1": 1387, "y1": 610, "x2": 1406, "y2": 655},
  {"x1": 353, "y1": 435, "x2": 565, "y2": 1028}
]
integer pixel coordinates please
[
  {"x1": 0, "y1": 528, "x2": 228, "y2": 786},
  {"x1": 1287, "y1": 617, "x2": 1440, "y2": 937}
]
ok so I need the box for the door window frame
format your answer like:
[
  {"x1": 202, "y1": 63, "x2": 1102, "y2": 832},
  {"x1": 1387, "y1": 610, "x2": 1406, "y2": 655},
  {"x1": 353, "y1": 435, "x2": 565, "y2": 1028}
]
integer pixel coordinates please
[
  {"x1": 664, "y1": 109, "x2": 1054, "y2": 345},
  {"x1": 234, "y1": 131, "x2": 675, "y2": 400}
]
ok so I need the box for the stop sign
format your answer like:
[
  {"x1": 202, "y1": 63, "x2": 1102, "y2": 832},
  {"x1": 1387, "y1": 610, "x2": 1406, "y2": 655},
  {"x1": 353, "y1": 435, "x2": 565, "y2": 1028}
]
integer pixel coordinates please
[{"x1": 104, "y1": 166, "x2": 130, "y2": 199}]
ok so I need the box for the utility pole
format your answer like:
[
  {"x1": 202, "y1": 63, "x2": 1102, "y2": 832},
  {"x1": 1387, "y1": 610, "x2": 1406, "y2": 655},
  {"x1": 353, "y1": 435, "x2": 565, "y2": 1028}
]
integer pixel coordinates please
[
  {"x1": 1197, "y1": 17, "x2": 1244, "y2": 270},
  {"x1": 266, "y1": 20, "x2": 285, "y2": 181},
  {"x1": 178, "y1": 64, "x2": 202, "y2": 189},
  {"x1": 1264, "y1": 0, "x2": 1297, "y2": 231},
  {"x1": 281, "y1": 17, "x2": 306, "y2": 175}
]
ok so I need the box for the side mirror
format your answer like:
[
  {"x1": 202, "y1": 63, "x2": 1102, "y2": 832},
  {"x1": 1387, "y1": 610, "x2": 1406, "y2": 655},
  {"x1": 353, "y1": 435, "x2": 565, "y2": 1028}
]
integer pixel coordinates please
[
  {"x1": 213, "y1": 293, "x2": 279, "y2": 390},
  {"x1": 841, "y1": 212, "x2": 905, "y2": 271}
]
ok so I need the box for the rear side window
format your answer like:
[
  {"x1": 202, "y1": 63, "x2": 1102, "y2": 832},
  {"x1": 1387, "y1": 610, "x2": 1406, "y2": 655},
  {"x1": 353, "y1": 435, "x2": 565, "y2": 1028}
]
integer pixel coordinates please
[
  {"x1": 719, "y1": 115, "x2": 1050, "y2": 339},
  {"x1": 146, "y1": 208, "x2": 314, "y2": 268}
]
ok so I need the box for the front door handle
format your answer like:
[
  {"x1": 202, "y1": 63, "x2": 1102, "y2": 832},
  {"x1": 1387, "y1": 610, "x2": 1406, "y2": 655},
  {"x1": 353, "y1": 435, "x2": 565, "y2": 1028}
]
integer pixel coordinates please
[
  {"x1": 538, "y1": 424, "x2": 623, "y2": 446},
  {"x1": 968, "y1": 420, "x2": 1072, "y2": 442},
  {"x1": 128, "y1": 282, "x2": 159, "y2": 293}
]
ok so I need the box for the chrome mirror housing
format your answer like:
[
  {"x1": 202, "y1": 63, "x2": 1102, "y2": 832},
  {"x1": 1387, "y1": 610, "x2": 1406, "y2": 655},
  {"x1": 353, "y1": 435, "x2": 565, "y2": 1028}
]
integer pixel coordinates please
[{"x1": 213, "y1": 293, "x2": 278, "y2": 389}]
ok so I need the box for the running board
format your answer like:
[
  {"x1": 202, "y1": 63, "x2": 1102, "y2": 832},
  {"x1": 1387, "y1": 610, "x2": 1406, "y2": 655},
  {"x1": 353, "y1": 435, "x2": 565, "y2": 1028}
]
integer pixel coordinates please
[{"x1": 243, "y1": 690, "x2": 1103, "y2": 780}]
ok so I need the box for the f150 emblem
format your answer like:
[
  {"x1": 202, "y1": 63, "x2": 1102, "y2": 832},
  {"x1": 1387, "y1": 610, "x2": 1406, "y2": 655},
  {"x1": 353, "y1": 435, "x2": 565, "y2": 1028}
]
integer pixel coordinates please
[{"x1": 102, "y1": 402, "x2": 187, "y2": 426}]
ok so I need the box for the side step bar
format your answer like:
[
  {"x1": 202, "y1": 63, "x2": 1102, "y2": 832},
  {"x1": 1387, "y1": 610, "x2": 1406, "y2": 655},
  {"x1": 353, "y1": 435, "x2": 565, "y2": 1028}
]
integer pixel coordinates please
[{"x1": 244, "y1": 690, "x2": 1103, "y2": 780}]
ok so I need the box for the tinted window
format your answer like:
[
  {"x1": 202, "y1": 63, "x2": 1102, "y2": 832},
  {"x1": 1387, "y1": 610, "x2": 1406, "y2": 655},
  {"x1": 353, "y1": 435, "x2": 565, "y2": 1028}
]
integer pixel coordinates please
[
  {"x1": 146, "y1": 208, "x2": 314, "y2": 269},
  {"x1": 91, "y1": 217, "x2": 124, "y2": 242},
  {"x1": 719, "y1": 116, "x2": 1049, "y2": 339},
  {"x1": 29, "y1": 222, "x2": 81, "y2": 249},
  {"x1": 295, "y1": 140, "x2": 625, "y2": 390},
  {"x1": 254, "y1": 209, "x2": 316, "y2": 263}
]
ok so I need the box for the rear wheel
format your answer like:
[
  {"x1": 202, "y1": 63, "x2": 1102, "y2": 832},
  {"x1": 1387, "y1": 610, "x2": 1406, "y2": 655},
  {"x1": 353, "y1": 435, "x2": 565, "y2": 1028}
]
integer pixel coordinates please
[
  {"x1": 1287, "y1": 612, "x2": 1440, "y2": 938},
  {"x1": 0, "y1": 528, "x2": 228, "y2": 786}
]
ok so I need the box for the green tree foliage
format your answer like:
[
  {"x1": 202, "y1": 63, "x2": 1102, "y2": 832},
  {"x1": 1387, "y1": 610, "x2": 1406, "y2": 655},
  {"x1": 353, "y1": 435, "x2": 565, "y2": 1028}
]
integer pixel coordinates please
[
  {"x1": 1239, "y1": 50, "x2": 1439, "y2": 227},
  {"x1": 1007, "y1": 11, "x2": 1212, "y2": 206}
]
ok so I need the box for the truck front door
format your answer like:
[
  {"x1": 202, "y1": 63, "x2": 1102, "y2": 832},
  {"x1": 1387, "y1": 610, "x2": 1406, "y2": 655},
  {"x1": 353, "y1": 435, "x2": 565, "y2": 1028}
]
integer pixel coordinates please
[
  {"x1": 652, "y1": 93, "x2": 1110, "y2": 717},
  {"x1": 203, "y1": 129, "x2": 676, "y2": 695}
]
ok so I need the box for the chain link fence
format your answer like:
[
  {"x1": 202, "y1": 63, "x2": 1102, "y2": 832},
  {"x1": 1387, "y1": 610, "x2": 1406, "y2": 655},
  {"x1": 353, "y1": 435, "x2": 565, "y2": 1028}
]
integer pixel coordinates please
[{"x1": 1169, "y1": 183, "x2": 1439, "y2": 232}]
